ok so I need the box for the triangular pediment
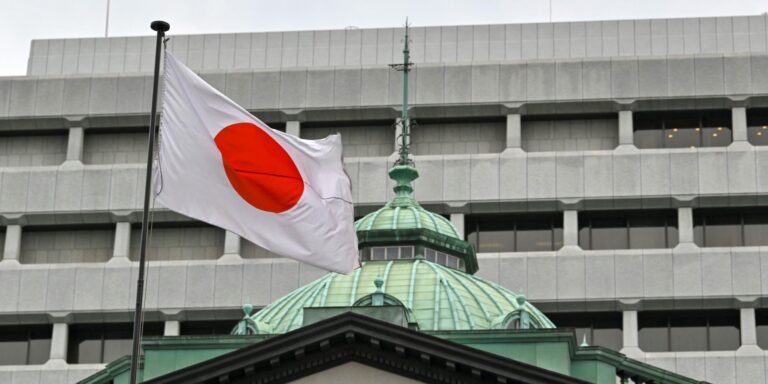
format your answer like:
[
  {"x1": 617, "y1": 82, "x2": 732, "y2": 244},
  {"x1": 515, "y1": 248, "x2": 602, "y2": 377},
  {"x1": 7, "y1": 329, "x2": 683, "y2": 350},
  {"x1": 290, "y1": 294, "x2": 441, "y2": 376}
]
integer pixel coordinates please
[{"x1": 144, "y1": 312, "x2": 588, "y2": 384}]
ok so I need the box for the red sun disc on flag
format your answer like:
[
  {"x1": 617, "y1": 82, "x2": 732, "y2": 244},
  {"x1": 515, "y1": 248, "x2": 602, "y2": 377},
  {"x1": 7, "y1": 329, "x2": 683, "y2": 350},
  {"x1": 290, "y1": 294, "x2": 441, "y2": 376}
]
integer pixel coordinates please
[{"x1": 214, "y1": 122, "x2": 304, "y2": 213}]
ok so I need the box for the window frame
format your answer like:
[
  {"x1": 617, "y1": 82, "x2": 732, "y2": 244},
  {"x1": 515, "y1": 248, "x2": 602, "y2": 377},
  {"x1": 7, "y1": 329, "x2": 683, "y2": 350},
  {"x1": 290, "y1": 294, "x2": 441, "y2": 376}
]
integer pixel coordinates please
[
  {"x1": 754, "y1": 308, "x2": 768, "y2": 349},
  {"x1": 633, "y1": 110, "x2": 732, "y2": 149},
  {"x1": 638, "y1": 310, "x2": 740, "y2": 352},
  {"x1": 0, "y1": 324, "x2": 52, "y2": 365},
  {"x1": 747, "y1": 108, "x2": 768, "y2": 146},
  {"x1": 693, "y1": 208, "x2": 768, "y2": 248},
  {"x1": 466, "y1": 213, "x2": 564, "y2": 253},
  {"x1": 578, "y1": 210, "x2": 678, "y2": 250}
]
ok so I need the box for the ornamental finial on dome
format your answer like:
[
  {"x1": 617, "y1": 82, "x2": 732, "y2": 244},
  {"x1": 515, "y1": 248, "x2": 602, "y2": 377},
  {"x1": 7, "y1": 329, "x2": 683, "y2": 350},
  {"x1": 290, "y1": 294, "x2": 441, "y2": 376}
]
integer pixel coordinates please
[
  {"x1": 388, "y1": 19, "x2": 419, "y2": 205},
  {"x1": 390, "y1": 18, "x2": 414, "y2": 168},
  {"x1": 231, "y1": 303, "x2": 273, "y2": 335}
]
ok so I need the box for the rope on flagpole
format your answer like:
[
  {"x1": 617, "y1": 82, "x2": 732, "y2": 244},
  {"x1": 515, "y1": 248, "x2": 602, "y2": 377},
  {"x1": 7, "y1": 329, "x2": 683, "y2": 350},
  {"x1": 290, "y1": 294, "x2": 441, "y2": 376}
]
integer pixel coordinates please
[{"x1": 154, "y1": 38, "x2": 170, "y2": 197}]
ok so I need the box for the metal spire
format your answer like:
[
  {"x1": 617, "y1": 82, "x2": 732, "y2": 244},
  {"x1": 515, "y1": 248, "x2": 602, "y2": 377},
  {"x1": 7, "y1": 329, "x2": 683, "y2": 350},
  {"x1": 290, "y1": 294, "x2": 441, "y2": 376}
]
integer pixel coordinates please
[
  {"x1": 387, "y1": 19, "x2": 418, "y2": 203},
  {"x1": 390, "y1": 19, "x2": 414, "y2": 166}
]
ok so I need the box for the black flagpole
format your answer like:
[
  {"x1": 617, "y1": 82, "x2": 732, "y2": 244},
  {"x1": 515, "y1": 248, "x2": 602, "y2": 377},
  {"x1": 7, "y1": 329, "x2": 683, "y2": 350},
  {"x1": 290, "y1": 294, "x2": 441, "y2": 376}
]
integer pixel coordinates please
[{"x1": 129, "y1": 20, "x2": 169, "y2": 384}]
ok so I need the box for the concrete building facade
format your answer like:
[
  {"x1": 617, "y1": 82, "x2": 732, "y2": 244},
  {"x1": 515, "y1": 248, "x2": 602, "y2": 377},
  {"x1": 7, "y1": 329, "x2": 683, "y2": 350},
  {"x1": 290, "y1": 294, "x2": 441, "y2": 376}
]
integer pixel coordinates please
[{"x1": 2, "y1": 13, "x2": 768, "y2": 383}]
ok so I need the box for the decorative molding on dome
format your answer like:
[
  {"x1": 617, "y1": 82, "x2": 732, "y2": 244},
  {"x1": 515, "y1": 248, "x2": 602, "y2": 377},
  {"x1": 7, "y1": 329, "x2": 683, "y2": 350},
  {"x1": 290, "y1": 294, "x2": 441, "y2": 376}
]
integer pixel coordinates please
[
  {"x1": 244, "y1": 259, "x2": 553, "y2": 335},
  {"x1": 231, "y1": 303, "x2": 273, "y2": 335},
  {"x1": 357, "y1": 228, "x2": 478, "y2": 274}
]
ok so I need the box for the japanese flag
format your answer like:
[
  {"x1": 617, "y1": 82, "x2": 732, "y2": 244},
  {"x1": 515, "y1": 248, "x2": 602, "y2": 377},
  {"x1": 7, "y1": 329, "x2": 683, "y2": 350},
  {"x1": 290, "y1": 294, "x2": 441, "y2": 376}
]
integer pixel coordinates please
[{"x1": 155, "y1": 52, "x2": 359, "y2": 274}]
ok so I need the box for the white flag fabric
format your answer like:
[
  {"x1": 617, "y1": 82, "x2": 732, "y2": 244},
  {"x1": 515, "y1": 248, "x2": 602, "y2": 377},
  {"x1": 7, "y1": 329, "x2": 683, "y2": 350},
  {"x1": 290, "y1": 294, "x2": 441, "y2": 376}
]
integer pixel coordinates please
[{"x1": 155, "y1": 52, "x2": 359, "y2": 274}]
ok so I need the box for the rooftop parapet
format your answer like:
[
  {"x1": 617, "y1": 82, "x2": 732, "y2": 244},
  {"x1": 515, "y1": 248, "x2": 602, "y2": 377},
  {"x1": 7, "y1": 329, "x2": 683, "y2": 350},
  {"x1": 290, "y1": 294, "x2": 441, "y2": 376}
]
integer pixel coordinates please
[{"x1": 26, "y1": 14, "x2": 768, "y2": 76}]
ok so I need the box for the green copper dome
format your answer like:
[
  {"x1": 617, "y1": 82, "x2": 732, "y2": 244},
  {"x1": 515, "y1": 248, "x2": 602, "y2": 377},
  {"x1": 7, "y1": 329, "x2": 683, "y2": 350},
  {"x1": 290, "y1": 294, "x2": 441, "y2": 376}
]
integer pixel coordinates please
[
  {"x1": 354, "y1": 200, "x2": 460, "y2": 239},
  {"x1": 244, "y1": 259, "x2": 554, "y2": 334},
  {"x1": 355, "y1": 166, "x2": 459, "y2": 239},
  {"x1": 355, "y1": 164, "x2": 479, "y2": 273}
]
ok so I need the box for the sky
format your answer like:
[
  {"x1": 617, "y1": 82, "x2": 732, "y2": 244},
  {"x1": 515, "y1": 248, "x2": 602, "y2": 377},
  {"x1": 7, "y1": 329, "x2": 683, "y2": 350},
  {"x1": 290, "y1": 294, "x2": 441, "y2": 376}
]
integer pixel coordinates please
[{"x1": 1, "y1": 0, "x2": 767, "y2": 76}]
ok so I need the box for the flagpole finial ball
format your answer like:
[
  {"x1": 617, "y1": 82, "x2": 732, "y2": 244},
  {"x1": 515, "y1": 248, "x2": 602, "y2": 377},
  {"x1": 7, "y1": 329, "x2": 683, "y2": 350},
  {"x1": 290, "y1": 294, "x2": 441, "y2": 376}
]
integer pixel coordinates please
[{"x1": 150, "y1": 21, "x2": 170, "y2": 33}]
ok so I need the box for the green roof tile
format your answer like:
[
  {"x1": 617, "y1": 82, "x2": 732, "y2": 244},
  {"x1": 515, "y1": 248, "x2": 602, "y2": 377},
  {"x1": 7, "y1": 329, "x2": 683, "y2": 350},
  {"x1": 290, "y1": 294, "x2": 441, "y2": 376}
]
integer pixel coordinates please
[{"x1": 244, "y1": 259, "x2": 554, "y2": 334}]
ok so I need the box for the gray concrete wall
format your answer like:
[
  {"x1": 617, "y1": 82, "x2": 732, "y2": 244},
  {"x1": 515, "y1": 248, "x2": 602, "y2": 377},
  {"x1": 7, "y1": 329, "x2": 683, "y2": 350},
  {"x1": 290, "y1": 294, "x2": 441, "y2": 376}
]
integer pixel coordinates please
[
  {"x1": 26, "y1": 14, "x2": 768, "y2": 76},
  {"x1": 640, "y1": 353, "x2": 767, "y2": 384},
  {"x1": 2, "y1": 146, "x2": 766, "y2": 214},
  {"x1": 0, "y1": 244, "x2": 766, "y2": 319},
  {"x1": 4, "y1": 54, "x2": 768, "y2": 119},
  {"x1": 475, "y1": 247, "x2": 768, "y2": 303},
  {"x1": 521, "y1": 118, "x2": 618, "y2": 152},
  {"x1": 0, "y1": 256, "x2": 324, "y2": 315}
]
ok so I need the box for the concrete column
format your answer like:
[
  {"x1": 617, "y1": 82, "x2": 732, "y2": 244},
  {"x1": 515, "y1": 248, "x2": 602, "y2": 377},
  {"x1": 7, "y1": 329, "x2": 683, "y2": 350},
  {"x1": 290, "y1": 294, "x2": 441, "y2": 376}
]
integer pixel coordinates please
[
  {"x1": 0, "y1": 225, "x2": 22, "y2": 265},
  {"x1": 621, "y1": 310, "x2": 642, "y2": 356},
  {"x1": 450, "y1": 213, "x2": 465, "y2": 239},
  {"x1": 109, "y1": 222, "x2": 132, "y2": 264},
  {"x1": 738, "y1": 307, "x2": 763, "y2": 354},
  {"x1": 732, "y1": 107, "x2": 748, "y2": 142},
  {"x1": 740, "y1": 308, "x2": 757, "y2": 346},
  {"x1": 64, "y1": 127, "x2": 84, "y2": 165},
  {"x1": 164, "y1": 320, "x2": 180, "y2": 336},
  {"x1": 563, "y1": 210, "x2": 579, "y2": 247},
  {"x1": 730, "y1": 107, "x2": 750, "y2": 149},
  {"x1": 677, "y1": 207, "x2": 694, "y2": 244},
  {"x1": 220, "y1": 230, "x2": 242, "y2": 260},
  {"x1": 47, "y1": 322, "x2": 68, "y2": 365},
  {"x1": 506, "y1": 114, "x2": 522, "y2": 149},
  {"x1": 617, "y1": 111, "x2": 635, "y2": 147},
  {"x1": 286, "y1": 121, "x2": 301, "y2": 137}
]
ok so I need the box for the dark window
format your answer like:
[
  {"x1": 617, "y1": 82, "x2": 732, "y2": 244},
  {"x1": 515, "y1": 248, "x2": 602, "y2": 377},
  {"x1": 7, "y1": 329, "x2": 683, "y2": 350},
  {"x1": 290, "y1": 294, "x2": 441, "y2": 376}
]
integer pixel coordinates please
[
  {"x1": 639, "y1": 310, "x2": 740, "y2": 352},
  {"x1": 744, "y1": 214, "x2": 768, "y2": 247},
  {"x1": 67, "y1": 322, "x2": 163, "y2": 364},
  {"x1": 424, "y1": 248, "x2": 465, "y2": 271},
  {"x1": 755, "y1": 309, "x2": 768, "y2": 349},
  {"x1": 633, "y1": 110, "x2": 732, "y2": 149},
  {"x1": 546, "y1": 312, "x2": 622, "y2": 351},
  {"x1": 588, "y1": 217, "x2": 628, "y2": 250},
  {"x1": 579, "y1": 210, "x2": 678, "y2": 250},
  {"x1": 0, "y1": 324, "x2": 52, "y2": 365},
  {"x1": 466, "y1": 213, "x2": 563, "y2": 252},
  {"x1": 180, "y1": 321, "x2": 238, "y2": 336},
  {"x1": 516, "y1": 217, "x2": 560, "y2": 252},
  {"x1": 703, "y1": 214, "x2": 741, "y2": 247},
  {"x1": 747, "y1": 109, "x2": 768, "y2": 146},
  {"x1": 638, "y1": 311, "x2": 669, "y2": 352},
  {"x1": 630, "y1": 216, "x2": 678, "y2": 249},
  {"x1": 694, "y1": 208, "x2": 768, "y2": 247}
]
